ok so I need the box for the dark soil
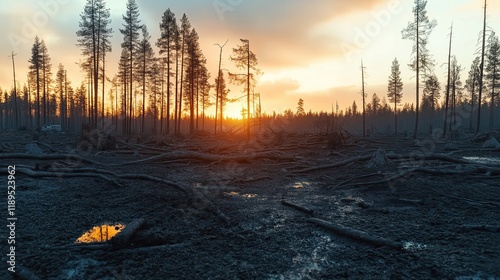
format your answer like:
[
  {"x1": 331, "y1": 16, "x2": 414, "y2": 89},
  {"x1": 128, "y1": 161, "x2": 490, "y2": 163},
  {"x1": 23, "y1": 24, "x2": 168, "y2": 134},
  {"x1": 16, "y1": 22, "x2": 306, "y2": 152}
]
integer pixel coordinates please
[{"x1": 1, "y1": 130, "x2": 499, "y2": 279}]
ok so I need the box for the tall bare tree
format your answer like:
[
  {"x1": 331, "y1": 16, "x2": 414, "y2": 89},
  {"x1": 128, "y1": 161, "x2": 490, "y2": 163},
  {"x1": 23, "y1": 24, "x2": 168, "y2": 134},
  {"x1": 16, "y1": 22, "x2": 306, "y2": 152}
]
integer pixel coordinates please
[
  {"x1": 9, "y1": 52, "x2": 18, "y2": 128},
  {"x1": 184, "y1": 28, "x2": 201, "y2": 134},
  {"x1": 157, "y1": 8, "x2": 177, "y2": 134},
  {"x1": 402, "y1": 0, "x2": 436, "y2": 139},
  {"x1": 177, "y1": 14, "x2": 191, "y2": 133},
  {"x1": 476, "y1": 0, "x2": 488, "y2": 133},
  {"x1": 77, "y1": 0, "x2": 112, "y2": 128},
  {"x1": 360, "y1": 60, "x2": 367, "y2": 137},
  {"x1": 120, "y1": 0, "x2": 142, "y2": 133},
  {"x1": 214, "y1": 39, "x2": 228, "y2": 135}
]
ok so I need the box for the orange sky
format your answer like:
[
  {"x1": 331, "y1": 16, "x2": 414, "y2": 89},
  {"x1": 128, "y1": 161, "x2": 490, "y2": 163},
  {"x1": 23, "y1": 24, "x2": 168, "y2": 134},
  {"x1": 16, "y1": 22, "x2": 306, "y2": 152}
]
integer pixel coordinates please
[{"x1": 1, "y1": 0, "x2": 499, "y2": 118}]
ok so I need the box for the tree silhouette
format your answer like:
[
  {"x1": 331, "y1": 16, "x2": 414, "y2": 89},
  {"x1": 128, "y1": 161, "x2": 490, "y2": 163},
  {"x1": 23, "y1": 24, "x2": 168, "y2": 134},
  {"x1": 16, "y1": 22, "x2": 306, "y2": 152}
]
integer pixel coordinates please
[
  {"x1": 360, "y1": 60, "x2": 367, "y2": 137},
  {"x1": 485, "y1": 32, "x2": 500, "y2": 130},
  {"x1": 296, "y1": 98, "x2": 305, "y2": 116},
  {"x1": 214, "y1": 39, "x2": 228, "y2": 135},
  {"x1": 40, "y1": 40, "x2": 52, "y2": 126},
  {"x1": 422, "y1": 74, "x2": 440, "y2": 110},
  {"x1": 199, "y1": 64, "x2": 212, "y2": 130},
  {"x1": 422, "y1": 74, "x2": 440, "y2": 132},
  {"x1": 443, "y1": 23, "x2": 453, "y2": 137},
  {"x1": 136, "y1": 25, "x2": 155, "y2": 133},
  {"x1": 387, "y1": 58, "x2": 403, "y2": 135},
  {"x1": 215, "y1": 70, "x2": 229, "y2": 131},
  {"x1": 184, "y1": 28, "x2": 202, "y2": 134},
  {"x1": 449, "y1": 56, "x2": 463, "y2": 132},
  {"x1": 465, "y1": 57, "x2": 481, "y2": 130},
  {"x1": 230, "y1": 39, "x2": 260, "y2": 138},
  {"x1": 56, "y1": 64, "x2": 70, "y2": 130},
  {"x1": 77, "y1": 0, "x2": 112, "y2": 128},
  {"x1": 157, "y1": 8, "x2": 177, "y2": 134},
  {"x1": 120, "y1": 0, "x2": 142, "y2": 133},
  {"x1": 402, "y1": 0, "x2": 436, "y2": 138},
  {"x1": 28, "y1": 36, "x2": 42, "y2": 128},
  {"x1": 177, "y1": 14, "x2": 191, "y2": 134}
]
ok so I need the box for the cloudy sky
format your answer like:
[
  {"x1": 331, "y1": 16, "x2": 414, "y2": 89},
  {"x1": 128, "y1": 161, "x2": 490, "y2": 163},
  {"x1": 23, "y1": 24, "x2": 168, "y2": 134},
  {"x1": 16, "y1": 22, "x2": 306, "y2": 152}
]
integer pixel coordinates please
[{"x1": 0, "y1": 0, "x2": 499, "y2": 117}]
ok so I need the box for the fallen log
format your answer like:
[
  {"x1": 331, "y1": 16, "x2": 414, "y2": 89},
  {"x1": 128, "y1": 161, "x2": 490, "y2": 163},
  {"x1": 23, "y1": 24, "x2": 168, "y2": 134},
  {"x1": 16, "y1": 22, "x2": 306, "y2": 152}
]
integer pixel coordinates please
[
  {"x1": 0, "y1": 167, "x2": 124, "y2": 187},
  {"x1": 108, "y1": 150, "x2": 297, "y2": 166},
  {"x1": 110, "y1": 218, "x2": 146, "y2": 250},
  {"x1": 0, "y1": 153, "x2": 101, "y2": 165},
  {"x1": 295, "y1": 152, "x2": 500, "y2": 174},
  {"x1": 331, "y1": 173, "x2": 384, "y2": 189},
  {"x1": 281, "y1": 200, "x2": 314, "y2": 215},
  {"x1": 294, "y1": 154, "x2": 373, "y2": 173},
  {"x1": 307, "y1": 218, "x2": 403, "y2": 250}
]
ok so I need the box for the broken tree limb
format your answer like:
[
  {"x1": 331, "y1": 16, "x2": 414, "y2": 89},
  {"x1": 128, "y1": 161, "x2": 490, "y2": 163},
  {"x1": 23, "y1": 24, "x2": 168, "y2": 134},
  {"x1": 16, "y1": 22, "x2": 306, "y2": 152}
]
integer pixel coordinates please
[
  {"x1": 295, "y1": 152, "x2": 500, "y2": 174},
  {"x1": 335, "y1": 165, "x2": 500, "y2": 190},
  {"x1": 108, "y1": 150, "x2": 297, "y2": 166},
  {"x1": 307, "y1": 218, "x2": 403, "y2": 250},
  {"x1": 281, "y1": 200, "x2": 314, "y2": 215},
  {"x1": 294, "y1": 154, "x2": 373, "y2": 174},
  {"x1": 110, "y1": 218, "x2": 146, "y2": 250},
  {"x1": 331, "y1": 173, "x2": 384, "y2": 189}
]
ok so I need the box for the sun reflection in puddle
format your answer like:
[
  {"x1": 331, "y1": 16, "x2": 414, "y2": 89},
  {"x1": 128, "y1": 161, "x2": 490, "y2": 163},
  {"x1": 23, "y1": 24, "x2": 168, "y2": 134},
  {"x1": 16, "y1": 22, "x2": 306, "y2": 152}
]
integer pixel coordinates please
[
  {"x1": 224, "y1": 192, "x2": 257, "y2": 198},
  {"x1": 292, "y1": 181, "x2": 311, "y2": 189},
  {"x1": 75, "y1": 224, "x2": 125, "y2": 244}
]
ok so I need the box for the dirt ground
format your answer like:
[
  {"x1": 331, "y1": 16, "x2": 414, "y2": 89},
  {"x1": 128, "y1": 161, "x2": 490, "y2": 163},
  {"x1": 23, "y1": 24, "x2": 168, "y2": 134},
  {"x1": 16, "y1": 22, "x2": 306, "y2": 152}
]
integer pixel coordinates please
[{"x1": 1, "y1": 130, "x2": 499, "y2": 279}]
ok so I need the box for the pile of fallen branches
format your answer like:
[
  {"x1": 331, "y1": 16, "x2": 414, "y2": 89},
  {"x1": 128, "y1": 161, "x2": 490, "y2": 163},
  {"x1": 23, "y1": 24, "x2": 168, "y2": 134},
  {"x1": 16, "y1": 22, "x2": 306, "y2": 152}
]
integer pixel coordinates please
[{"x1": 0, "y1": 159, "x2": 230, "y2": 223}]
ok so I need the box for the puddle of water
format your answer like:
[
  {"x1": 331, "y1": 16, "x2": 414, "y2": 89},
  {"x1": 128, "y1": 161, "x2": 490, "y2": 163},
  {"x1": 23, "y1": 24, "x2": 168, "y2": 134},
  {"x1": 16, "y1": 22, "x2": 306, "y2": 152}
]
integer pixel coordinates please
[
  {"x1": 224, "y1": 191, "x2": 257, "y2": 199},
  {"x1": 403, "y1": 241, "x2": 427, "y2": 251},
  {"x1": 224, "y1": 191, "x2": 239, "y2": 196},
  {"x1": 75, "y1": 223, "x2": 125, "y2": 244},
  {"x1": 292, "y1": 181, "x2": 311, "y2": 189},
  {"x1": 463, "y1": 156, "x2": 500, "y2": 165}
]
